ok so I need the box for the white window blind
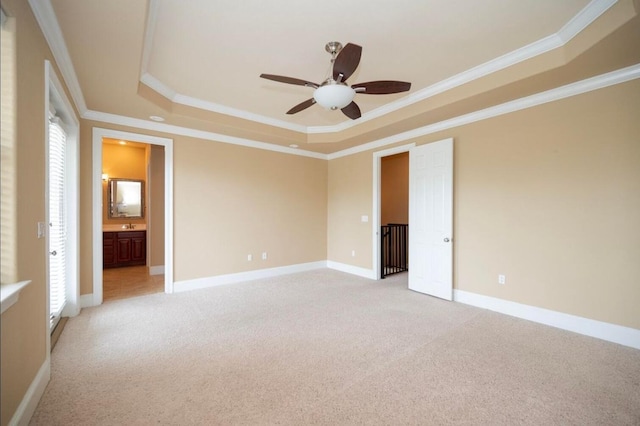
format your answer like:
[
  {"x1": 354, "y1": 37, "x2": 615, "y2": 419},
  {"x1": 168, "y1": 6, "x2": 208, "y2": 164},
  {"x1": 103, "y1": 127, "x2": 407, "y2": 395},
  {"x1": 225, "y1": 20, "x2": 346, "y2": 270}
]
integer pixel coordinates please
[{"x1": 49, "y1": 116, "x2": 67, "y2": 329}]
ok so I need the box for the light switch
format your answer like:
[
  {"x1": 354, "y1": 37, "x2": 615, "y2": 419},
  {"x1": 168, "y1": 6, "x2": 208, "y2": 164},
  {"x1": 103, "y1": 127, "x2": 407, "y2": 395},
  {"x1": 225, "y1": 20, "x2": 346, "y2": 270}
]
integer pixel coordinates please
[
  {"x1": 361, "y1": 215, "x2": 369, "y2": 223},
  {"x1": 37, "y1": 222, "x2": 46, "y2": 239}
]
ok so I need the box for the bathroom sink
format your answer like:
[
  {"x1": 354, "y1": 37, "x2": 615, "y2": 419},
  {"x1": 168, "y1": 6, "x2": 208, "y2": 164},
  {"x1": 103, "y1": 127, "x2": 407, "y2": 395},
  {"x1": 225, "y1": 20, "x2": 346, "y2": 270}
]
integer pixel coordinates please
[{"x1": 102, "y1": 224, "x2": 146, "y2": 232}]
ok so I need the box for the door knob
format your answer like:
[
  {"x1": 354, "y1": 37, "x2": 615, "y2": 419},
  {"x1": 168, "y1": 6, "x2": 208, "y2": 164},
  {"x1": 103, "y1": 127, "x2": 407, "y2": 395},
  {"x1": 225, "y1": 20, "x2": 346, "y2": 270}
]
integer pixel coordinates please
[
  {"x1": 50, "y1": 250, "x2": 57, "y2": 256},
  {"x1": 443, "y1": 238, "x2": 450, "y2": 243}
]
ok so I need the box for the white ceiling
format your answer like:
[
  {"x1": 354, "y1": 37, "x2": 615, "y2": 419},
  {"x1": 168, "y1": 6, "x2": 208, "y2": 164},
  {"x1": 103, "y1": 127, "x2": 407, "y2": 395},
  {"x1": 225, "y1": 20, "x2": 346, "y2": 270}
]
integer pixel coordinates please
[{"x1": 142, "y1": 0, "x2": 589, "y2": 127}]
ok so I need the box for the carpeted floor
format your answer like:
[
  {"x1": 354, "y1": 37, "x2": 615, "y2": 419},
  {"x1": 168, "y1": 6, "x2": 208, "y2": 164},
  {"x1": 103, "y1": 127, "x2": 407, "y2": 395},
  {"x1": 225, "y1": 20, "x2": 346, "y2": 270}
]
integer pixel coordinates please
[{"x1": 31, "y1": 269, "x2": 640, "y2": 425}]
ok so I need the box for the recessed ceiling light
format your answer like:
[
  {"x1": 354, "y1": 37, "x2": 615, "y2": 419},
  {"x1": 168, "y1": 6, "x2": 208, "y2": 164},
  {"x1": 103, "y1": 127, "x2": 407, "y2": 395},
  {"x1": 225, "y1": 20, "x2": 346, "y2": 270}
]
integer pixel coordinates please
[
  {"x1": 119, "y1": 140, "x2": 127, "y2": 145},
  {"x1": 149, "y1": 115, "x2": 165, "y2": 122},
  {"x1": 289, "y1": 144, "x2": 299, "y2": 148}
]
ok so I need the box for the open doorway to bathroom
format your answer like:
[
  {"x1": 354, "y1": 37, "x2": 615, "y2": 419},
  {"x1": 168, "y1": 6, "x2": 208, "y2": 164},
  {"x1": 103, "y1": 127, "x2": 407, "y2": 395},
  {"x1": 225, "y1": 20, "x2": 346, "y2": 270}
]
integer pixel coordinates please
[
  {"x1": 92, "y1": 128, "x2": 173, "y2": 306},
  {"x1": 101, "y1": 139, "x2": 165, "y2": 301}
]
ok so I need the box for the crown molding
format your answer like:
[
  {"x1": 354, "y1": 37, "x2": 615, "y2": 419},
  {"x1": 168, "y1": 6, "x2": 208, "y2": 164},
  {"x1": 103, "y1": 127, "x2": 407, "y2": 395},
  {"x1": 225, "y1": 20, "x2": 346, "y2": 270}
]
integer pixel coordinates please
[
  {"x1": 81, "y1": 110, "x2": 328, "y2": 160},
  {"x1": 327, "y1": 63, "x2": 640, "y2": 160},
  {"x1": 83, "y1": 64, "x2": 639, "y2": 162},
  {"x1": 28, "y1": 0, "x2": 87, "y2": 114}
]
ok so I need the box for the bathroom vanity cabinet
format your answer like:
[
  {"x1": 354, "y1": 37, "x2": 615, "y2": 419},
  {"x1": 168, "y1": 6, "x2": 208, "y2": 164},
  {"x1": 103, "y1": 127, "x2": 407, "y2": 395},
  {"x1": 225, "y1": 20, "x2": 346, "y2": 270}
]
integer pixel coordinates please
[{"x1": 103, "y1": 230, "x2": 146, "y2": 268}]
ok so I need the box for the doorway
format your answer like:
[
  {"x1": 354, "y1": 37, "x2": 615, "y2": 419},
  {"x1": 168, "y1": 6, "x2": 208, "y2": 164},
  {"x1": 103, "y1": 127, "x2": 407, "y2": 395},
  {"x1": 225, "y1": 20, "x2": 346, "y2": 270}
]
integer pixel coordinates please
[
  {"x1": 101, "y1": 139, "x2": 164, "y2": 301},
  {"x1": 373, "y1": 138, "x2": 453, "y2": 300},
  {"x1": 45, "y1": 61, "x2": 79, "y2": 350},
  {"x1": 91, "y1": 128, "x2": 173, "y2": 306},
  {"x1": 373, "y1": 143, "x2": 415, "y2": 281}
]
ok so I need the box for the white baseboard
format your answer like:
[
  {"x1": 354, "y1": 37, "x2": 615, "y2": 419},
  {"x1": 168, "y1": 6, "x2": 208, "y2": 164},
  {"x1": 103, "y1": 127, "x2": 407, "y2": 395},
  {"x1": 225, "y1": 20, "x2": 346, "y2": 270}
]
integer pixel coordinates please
[
  {"x1": 326, "y1": 261, "x2": 376, "y2": 280},
  {"x1": 9, "y1": 356, "x2": 50, "y2": 426},
  {"x1": 149, "y1": 265, "x2": 164, "y2": 276},
  {"x1": 173, "y1": 261, "x2": 327, "y2": 293},
  {"x1": 454, "y1": 289, "x2": 640, "y2": 350},
  {"x1": 79, "y1": 293, "x2": 97, "y2": 308}
]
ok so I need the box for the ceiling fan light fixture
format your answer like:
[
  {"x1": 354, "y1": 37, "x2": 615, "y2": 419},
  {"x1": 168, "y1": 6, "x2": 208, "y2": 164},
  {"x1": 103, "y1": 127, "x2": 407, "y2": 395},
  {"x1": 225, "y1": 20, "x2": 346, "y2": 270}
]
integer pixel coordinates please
[{"x1": 313, "y1": 83, "x2": 355, "y2": 110}]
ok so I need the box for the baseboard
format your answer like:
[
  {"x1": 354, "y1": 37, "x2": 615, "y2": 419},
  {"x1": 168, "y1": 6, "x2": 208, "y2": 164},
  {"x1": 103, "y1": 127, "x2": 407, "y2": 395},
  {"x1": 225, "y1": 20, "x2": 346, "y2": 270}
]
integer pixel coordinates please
[
  {"x1": 454, "y1": 289, "x2": 640, "y2": 350},
  {"x1": 173, "y1": 261, "x2": 327, "y2": 293},
  {"x1": 149, "y1": 265, "x2": 164, "y2": 276},
  {"x1": 326, "y1": 261, "x2": 376, "y2": 280},
  {"x1": 79, "y1": 293, "x2": 97, "y2": 308},
  {"x1": 8, "y1": 356, "x2": 50, "y2": 426}
]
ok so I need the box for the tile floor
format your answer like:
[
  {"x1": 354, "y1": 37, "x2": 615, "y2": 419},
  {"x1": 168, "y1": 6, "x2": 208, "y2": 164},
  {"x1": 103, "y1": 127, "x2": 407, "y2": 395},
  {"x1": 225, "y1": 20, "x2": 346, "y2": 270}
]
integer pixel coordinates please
[{"x1": 103, "y1": 266, "x2": 164, "y2": 301}]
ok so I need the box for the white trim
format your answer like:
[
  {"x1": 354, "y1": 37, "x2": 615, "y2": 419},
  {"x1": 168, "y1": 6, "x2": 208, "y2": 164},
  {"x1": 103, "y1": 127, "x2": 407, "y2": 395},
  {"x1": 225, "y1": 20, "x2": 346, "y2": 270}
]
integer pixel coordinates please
[
  {"x1": 173, "y1": 261, "x2": 327, "y2": 293},
  {"x1": 149, "y1": 265, "x2": 164, "y2": 276},
  {"x1": 326, "y1": 261, "x2": 376, "y2": 280},
  {"x1": 82, "y1": 110, "x2": 327, "y2": 160},
  {"x1": 0, "y1": 281, "x2": 31, "y2": 315},
  {"x1": 328, "y1": 63, "x2": 640, "y2": 159},
  {"x1": 454, "y1": 289, "x2": 640, "y2": 350},
  {"x1": 92, "y1": 128, "x2": 174, "y2": 303},
  {"x1": 137, "y1": 0, "x2": 617, "y2": 134},
  {"x1": 79, "y1": 293, "x2": 96, "y2": 308},
  {"x1": 371, "y1": 143, "x2": 415, "y2": 281},
  {"x1": 8, "y1": 357, "x2": 50, "y2": 426},
  {"x1": 172, "y1": 92, "x2": 308, "y2": 133},
  {"x1": 28, "y1": 0, "x2": 87, "y2": 114},
  {"x1": 557, "y1": 0, "x2": 617, "y2": 43}
]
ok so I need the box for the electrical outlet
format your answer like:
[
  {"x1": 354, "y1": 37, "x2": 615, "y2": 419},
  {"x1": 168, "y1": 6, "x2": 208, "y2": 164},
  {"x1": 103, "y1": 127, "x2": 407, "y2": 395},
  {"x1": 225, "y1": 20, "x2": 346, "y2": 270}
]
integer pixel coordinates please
[
  {"x1": 351, "y1": 250, "x2": 356, "y2": 257},
  {"x1": 247, "y1": 254, "x2": 252, "y2": 261},
  {"x1": 262, "y1": 252, "x2": 267, "y2": 260},
  {"x1": 498, "y1": 274, "x2": 506, "y2": 285}
]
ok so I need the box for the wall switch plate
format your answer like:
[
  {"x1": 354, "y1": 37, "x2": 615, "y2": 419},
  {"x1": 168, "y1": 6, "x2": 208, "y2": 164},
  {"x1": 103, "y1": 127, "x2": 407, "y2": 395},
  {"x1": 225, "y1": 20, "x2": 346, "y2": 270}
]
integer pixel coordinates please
[
  {"x1": 262, "y1": 252, "x2": 267, "y2": 260},
  {"x1": 361, "y1": 215, "x2": 369, "y2": 223},
  {"x1": 498, "y1": 274, "x2": 506, "y2": 285},
  {"x1": 247, "y1": 254, "x2": 252, "y2": 261},
  {"x1": 37, "y1": 222, "x2": 46, "y2": 239},
  {"x1": 351, "y1": 250, "x2": 356, "y2": 257}
]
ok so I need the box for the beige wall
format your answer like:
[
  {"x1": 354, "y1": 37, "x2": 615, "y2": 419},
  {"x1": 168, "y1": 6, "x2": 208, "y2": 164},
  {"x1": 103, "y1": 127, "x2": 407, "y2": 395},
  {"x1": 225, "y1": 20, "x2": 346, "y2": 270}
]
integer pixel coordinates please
[
  {"x1": 381, "y1": 153, "x2": 409, "y2": 225},
  {"x1": 0, "y1": 1, "x2": 77, "y2": 424},
  {"x1": 102, "y1": 143, "x2": 147, "y2": 226},
  {"x1": 327, "y1": 153, "x2": 373, "y2": 268},
  {"x1": 173, "y1": 138, "x2": 328, "y2": 282},
  {"x1": 327, "y1": 79, "x2": 640, "y2": 330}
]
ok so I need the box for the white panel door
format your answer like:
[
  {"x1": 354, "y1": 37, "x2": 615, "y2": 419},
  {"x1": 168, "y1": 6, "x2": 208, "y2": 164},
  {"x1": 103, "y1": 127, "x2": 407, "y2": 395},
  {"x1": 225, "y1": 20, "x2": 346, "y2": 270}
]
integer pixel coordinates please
[{"x1": 408, "y1": 138, "x2": 453, "y2": 300}]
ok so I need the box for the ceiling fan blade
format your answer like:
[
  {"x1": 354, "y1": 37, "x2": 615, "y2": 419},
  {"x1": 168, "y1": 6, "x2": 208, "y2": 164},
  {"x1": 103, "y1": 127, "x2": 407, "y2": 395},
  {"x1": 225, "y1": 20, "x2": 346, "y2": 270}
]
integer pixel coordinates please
[
  {"x1": 287, "y1": 98, "x2": 316, "y2": 115},
  {"x1": 341, "y1": 101, "x2": 361, "y2": 120},
  {"x1": 260, "y1": 74, "x2": 319, "y2": 88},
  {"x1": 352, "y1": 80, "x2": 411, "y2": 94},
  {"x1": 332, "y1": 43, "x2": 362, "y2": 82}
]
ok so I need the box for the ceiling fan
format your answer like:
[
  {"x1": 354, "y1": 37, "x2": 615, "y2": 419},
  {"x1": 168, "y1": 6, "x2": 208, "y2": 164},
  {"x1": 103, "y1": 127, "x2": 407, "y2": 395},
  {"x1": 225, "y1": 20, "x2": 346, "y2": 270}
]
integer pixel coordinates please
[{"x1": 260, "y1": 41, "x2": 411, "y2": 120}]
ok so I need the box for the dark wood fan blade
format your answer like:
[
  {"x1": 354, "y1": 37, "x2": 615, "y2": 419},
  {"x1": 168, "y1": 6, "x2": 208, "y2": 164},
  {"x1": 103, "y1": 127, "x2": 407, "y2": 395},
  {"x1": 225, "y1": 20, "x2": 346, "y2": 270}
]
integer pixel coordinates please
[
  {"x1": 287, "y1": 98, "x2": 316, "y2": 115},
  {"x1": 260, "y1": 74, "x2": 319, "y2": 88},
  {"x1": 351, "y1": 80, "x2": 411, "y2": 94},
  {"x1": 332, "y1": 43, "x2": 362, "y2": 83},
  {"x1": 341, "y1": 101, "x2": 361, "y2": 120}
]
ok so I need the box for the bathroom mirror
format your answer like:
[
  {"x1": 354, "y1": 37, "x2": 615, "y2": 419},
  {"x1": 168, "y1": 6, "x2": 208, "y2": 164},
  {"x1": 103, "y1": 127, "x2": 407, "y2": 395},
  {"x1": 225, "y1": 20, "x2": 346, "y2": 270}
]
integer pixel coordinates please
[{"x1": 108, "y1": 178, "x2": 144, "y2": 218}]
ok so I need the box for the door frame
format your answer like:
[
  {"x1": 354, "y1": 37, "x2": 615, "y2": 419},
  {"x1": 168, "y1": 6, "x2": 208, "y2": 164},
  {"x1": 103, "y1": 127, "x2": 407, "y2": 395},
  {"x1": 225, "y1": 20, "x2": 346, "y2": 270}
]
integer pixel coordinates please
[
  {"x1": 372, "y1": 143, "x2": 415, "y2": 280},
  {"x1": 92, "y1": 128, "x2": 174, "y2": 304}
]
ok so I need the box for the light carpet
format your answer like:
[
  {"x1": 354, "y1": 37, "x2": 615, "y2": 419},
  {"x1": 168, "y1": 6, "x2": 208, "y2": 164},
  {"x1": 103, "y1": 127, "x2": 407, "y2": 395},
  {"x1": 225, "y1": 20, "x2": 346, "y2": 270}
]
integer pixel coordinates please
[{"x1": 31, "y1": 269, "x2": 640, "y2": 425}]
